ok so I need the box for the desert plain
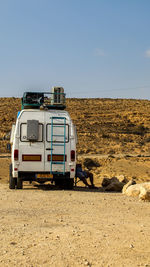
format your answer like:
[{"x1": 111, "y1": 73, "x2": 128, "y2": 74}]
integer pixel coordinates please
[{"x1": 0, "y1": 97, "x2": 150, "y2": 266}]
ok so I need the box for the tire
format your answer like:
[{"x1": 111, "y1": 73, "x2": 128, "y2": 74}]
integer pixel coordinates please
[
  {"x1": 9, "y1": 164, "x2": 16, "y2": 189},
  {"x1": 65, "y1": 178, "x2": 74, "y2": 190},
  {"x1": 17, "y1": 177, "x2": 23, "y2": 189},
  {"x1": 55, "y1": 178, "x2": 74, "y2": 190},
  {"x1": 55, "y1": 178, "x2": 64, "y2": 188}
]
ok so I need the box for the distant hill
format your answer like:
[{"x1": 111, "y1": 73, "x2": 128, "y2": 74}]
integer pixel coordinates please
[{"x1": 0, "y1": 97, "x2": 150, "y2": 155}]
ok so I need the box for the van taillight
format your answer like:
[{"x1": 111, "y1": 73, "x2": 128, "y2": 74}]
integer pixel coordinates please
[
  {"x1": 71, "y1": 150, "x2": 75, "y2": 161},
  {"x1": 14, "y1": 149, "x2": 19, "y2": 160}
]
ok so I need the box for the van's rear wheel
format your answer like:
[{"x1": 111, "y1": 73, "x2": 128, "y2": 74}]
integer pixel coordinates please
[
  {"x1": 55, "y1": 178, "x2": 74, "y2": 190},
  {"x1": 65, "y1": 178, "x2": 74, "y2": 190},
  {"x1": 55, "y1": 178, "x2": 63, "y2": 188},
  {"x1": 17, "y1": 178, "x2": 23, "y2": 189},
  {"x1": 9, "y1": 164, "x2": 15, "y2": 189}
]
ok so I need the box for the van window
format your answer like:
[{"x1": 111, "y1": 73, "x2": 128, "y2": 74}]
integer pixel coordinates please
[
  {"x1": 20, "y1": 123, "x2": 43, "y2": 142},
  {"x1": 46, "y1": 124, "x2": 69, "y2": 143}
]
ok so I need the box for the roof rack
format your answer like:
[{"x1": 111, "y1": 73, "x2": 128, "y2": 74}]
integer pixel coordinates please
[{"x1": 21, "y1": 87, "x2": 66, "y2": 110}]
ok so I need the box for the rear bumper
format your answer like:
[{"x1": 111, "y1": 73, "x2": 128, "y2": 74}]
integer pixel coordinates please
[{"x1": 18, "y1": 171, "x2": 71, "y2": 181}]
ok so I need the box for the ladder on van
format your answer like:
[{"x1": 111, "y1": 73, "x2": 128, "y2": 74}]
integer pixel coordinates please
[{"x1": 50, "y1": 117, "x2": 66, "y2": 175}]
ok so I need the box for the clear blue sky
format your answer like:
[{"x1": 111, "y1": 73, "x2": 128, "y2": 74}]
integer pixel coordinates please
[{"x1": 0, "y1": 0, "x2": 150, "y2": 99}]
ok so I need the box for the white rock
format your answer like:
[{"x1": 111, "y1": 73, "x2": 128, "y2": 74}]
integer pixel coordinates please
[{"x1": 123, "y1": 181, "x2": 150, "y2": 202}]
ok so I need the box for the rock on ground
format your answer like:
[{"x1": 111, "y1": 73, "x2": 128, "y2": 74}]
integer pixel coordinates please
[
  {"x1": 102, "y1": 176, "x2": 128, "y2": 192},
  {"x1": 123, "y1": 181, "x2": 150, "y2": 201}
]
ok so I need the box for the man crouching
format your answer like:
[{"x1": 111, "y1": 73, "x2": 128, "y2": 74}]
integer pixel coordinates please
[{"x1": 76, "y1": 164, "x2": 97, "y2": 189}]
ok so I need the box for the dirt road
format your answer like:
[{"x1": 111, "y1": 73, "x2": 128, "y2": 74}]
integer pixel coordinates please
[
  {"x1": 0, "y1": 182, "x2": 150, "y2": 267},
  {"x1": 0, "y1": 156, "x2": 150, "y2": 266}
]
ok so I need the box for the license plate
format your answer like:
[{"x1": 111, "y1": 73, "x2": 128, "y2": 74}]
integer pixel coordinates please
[{"x1": 36, "y1": 173, "x2": 53, "y2": 179}]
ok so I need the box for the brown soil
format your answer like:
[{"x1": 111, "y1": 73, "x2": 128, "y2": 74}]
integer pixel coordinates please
[
  {"x1": 1, "y1": 98, "x2": 150, "y2": 155},
  {"x1": 66, "y1": 98, "x2": 150, "y2": 155},
  {"x1": 0, "y1": 156, "x2": 150, "y2": 266}
]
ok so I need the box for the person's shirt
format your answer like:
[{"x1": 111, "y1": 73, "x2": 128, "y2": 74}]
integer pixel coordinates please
[{"x1": 76, "y1": 164, "x2": 83, "y2": 177}]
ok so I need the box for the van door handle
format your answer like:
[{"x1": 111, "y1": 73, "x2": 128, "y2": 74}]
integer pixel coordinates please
[{"x1": 46, "y1": 148, "x2": 53, "y2": 151}]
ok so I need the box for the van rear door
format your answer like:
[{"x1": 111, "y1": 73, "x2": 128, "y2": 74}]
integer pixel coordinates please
[
  {"x1": 19, "y1": 119, "x2": 45, "y2": 172},
  {"x1": 45, "y1": 115, "x2": 70, "y2": 174}
]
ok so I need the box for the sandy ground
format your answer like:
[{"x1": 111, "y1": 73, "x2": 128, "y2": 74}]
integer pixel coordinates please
[{"x1": 0, "y1": 156, "x2": 150, "y2": 266}]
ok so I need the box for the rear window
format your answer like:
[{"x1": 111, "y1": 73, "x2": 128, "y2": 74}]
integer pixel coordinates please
[
  {"x1": 20, "y1": 123, "x2": 43, "y2": 142},
  {"x1": 46, "y1": 123, "x2": 69, "y2": 143}
]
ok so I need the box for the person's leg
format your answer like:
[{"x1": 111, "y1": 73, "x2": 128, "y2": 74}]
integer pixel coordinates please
[
  {"x1": 80, "y1": 177, "x2": 90, "y2": 187},
  {"x1": 86, "y1": 172, "x2": 94, "y2": 186},
  {"x1": 87, "y1": 172, "x2": 98, "y2": 188},
  {"x1": 78, "y1": 171, "x2": 90, "y2": 187}
]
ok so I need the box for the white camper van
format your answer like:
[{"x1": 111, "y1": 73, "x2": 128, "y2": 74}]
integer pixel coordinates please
[{"x1": 9, "y1": 89, "x2": 77, "y2": 189}]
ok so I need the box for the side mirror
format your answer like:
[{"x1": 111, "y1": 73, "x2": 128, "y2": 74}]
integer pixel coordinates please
[{"x1": 6, "y1": 143, "x2": 11, "y2": 152}]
